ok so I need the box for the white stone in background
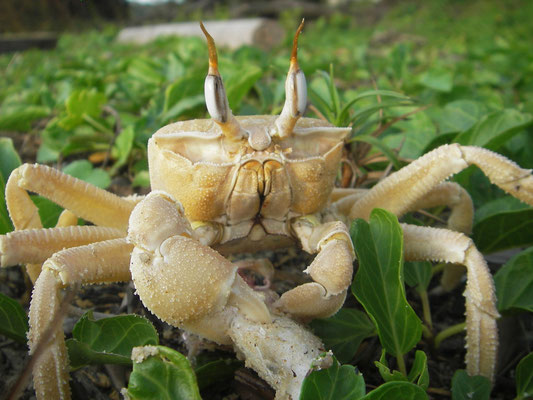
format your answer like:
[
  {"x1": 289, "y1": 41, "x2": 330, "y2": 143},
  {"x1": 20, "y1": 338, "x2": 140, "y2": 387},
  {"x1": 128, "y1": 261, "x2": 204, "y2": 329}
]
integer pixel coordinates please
[{"x1": 117, "y1": 18, "x2": 285, "y2": 50}]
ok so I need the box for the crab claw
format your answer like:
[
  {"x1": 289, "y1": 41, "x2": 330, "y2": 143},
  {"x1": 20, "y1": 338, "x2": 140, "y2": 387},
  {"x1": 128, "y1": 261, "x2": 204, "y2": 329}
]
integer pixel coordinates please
[
  {"x1": 128, "y1": 192, "x2": 271, "y2": 344},
  {"x1": 200, "y1": 22, "x2": 244, "y2": 141},
  {"x1": 274, "y1": 19, "x2": 307, "y2": 138}
]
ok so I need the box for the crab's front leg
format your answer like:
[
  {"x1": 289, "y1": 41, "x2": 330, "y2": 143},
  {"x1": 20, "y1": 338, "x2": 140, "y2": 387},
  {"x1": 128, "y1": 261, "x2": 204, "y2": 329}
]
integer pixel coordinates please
[
  {"x1": 127, "y1": 192, "x2": 271, "y2": 344},
  {"x1": 274, "y1": 218, "x2": 355, "y2": 319}
]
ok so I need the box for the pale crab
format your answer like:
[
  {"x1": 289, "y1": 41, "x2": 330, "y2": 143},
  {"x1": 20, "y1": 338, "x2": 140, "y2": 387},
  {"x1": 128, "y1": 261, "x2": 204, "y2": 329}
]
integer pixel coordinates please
[{"x1": 1, "y1": 20, "x2": 533, "y2": 400}]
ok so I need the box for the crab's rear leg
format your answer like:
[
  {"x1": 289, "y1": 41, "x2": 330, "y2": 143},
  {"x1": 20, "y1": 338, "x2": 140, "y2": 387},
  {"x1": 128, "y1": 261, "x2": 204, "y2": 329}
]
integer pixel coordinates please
[
  {"x1": 401, "y1": 223, "x2": 499, "y2": 381},
  {"x1": 274, "y1": 218, "x2": 355, "y2": 319},
  {"x1": 28, "y1": 238, "x2": 133, "y2": 399},
  {"x1": 6, "y1": 163, "x2": 139, "y2": 232},
  {"x1": 350, "y1": 144, "x2": 533, "y2": 221}
]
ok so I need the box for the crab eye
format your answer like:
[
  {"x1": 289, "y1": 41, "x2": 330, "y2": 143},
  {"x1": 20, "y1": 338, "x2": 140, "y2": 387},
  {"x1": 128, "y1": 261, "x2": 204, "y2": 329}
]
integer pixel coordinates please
[
  {"x1": 200, "y1": 22, "x2": 244, "y2": 140},
  {"x1": 205, "y1": 74, "x2": 230, "y2": 124},
  {"x1": 274, "y1": 19, "x2": 307, "y2": 138}
]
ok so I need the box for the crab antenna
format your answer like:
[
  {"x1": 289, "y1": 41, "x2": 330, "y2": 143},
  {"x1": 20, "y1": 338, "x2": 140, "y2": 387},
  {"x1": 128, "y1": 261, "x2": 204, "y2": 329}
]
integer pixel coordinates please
[
  {"x1": 274, "y1": 19, "x2": 307, "y2": 138},
  {"x1": 200, "y1": 22, "x2": 244, "y2": 141}
]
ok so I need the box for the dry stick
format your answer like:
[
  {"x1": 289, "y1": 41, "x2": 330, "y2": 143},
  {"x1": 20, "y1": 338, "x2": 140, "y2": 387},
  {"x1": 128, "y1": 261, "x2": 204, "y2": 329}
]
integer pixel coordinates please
[
  {"x1": 307, "y1": 104, "x2": 329, "y2": 122},
  {"x1": 7, "y1": 285, "x2": 78, "y2": 400}
]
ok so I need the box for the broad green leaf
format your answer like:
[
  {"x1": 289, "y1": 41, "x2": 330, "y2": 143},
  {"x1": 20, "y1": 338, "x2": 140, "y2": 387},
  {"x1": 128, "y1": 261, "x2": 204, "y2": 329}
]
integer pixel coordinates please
[
  {"x1": 60, "y1": 89, "x2": 107, "y2": 130},
  {"x1": 516, "y1": 352, "x2": 533, "y2": 399},
  {"x1": 474, "y1": 196, "x2": 530, "y2": 224},
  {"x1": 375, "y1": 351, "x2": 408, "y2": 383},
  {"x1": 362, "y1": 381, "x2": 428, "y2": 400},
  {"x1": 434, "y1": 100, "x2": 487, "y2": 134},
  {"x1": 473, "y1": 208, "x2": 533, "y2": 254},
  {"x1": 30, "y1": 196, "x2": 63, "y2": 228},
  {"x1": 0, "y1": 138, "x2": 21, "y2": 234},
  {"x1": 0, "y1": 106, "x2": 50, "y2": 131},
  {"x1": 127, "y1": 58, "x2": 165, "y2": 85},
  {"x1": 127, "y1": 345, "x2": 201, "y2": 400},
  {"x1": 0, "y1": 137, "x2": 22, "y2": 182},
  {"x1": 404, "y1": 262, "x2": 433, "y2": 293},
  {"x1": 0, "y1": 293, "x2": 28, "y2": 344},
  {"x1": 67, "y1": 311, "x2": 159, "y2": 369},
  {"x1": 407, "y1": 351, "x2": 429, "y2": 390},
  {"x1": 163, "y1": 75, "x2": 204, "y2": 114},
  {"x1": 63, "y1": 160, "x2": 111, "y2": 189},
  {"x1": 310, "y1": 308, "x2": 376, "y2": 363},
  {"x1": 0, "y1": 174, "x2": 12, "y2": 234},
  {"x1": 225, "y1": 64, "x2": 263, "y2": 111},
  {"x1": 194, "y1": 359, "x2": 243, "y2": 390},
  {"x1": 451, "y1": 370, "x2": 490, "y2": 400},
  {"x1": 300, "y1": 361, "x2": 366, "y2": 400},
  {"x1": 161, "y1": 94, "x2": 205, "y2": 123},
  {"x1": 418, "y1": 67, "x2": 453, "y2": 92},
  {"x1": 351, "y1": 209, "x2": 422, "y2": 357},
  {"x1": 111, "y1": 125, "x2": 135, "y2": 172},
  {"x1": 455, "y1": 109, "x2": 533, "y2": 150},
  {"x1": 494, "y1": 247, "x2": 533, "y2": 313}
]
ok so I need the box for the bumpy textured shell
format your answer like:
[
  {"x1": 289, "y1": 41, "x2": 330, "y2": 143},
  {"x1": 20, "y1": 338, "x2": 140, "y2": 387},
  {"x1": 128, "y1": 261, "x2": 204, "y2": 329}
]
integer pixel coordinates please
[{"x1": 148, "y1": 115, "x2": 350, "y2": 222}]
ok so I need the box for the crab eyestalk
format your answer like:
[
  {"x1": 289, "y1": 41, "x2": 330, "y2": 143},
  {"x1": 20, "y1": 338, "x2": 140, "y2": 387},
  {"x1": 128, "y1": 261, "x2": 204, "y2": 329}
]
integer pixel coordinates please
[
  {"x1": 274, "y1": 19, "x2": 307, "y2": 138},
  {"x1": 200, "y1": 22, "x2": 244, "y2": 141}
]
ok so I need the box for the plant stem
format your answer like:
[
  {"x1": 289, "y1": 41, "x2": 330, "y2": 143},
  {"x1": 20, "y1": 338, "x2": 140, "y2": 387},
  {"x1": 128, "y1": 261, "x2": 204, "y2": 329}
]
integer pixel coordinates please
[
  {"x1": 434, "y1": 322, "x2": 466, "y2": 348},
  {"x1": 419, "y1": 289, "x2": 433, "y2": 331},
  {"x1": 396, "y1": 353, "x2": 407, "y2": 376}
]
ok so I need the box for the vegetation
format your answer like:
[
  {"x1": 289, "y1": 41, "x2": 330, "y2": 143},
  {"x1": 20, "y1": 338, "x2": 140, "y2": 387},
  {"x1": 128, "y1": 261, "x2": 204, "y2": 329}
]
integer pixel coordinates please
[{"x1": 1, "y1": 0, "x2": 532, "y2": 398}]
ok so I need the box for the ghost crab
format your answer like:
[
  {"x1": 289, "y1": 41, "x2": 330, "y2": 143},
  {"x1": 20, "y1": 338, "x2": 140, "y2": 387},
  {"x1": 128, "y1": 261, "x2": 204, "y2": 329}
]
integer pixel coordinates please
[{"x1": 1, "y1": 20, "x2": 533, "y2": 399}]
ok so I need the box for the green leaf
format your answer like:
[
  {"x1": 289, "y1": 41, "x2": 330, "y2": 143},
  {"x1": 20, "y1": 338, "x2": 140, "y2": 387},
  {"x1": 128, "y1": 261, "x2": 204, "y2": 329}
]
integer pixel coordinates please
[
  {"x1": 161, "y1": 94, "x2": 205, "y2": 124},
  {"x1": 418, "y1": 67, "x2": 453, "y2": 92},
  {"x1": 0, "y1": 138, "x2": 21, "y2": 234},
  {"x1": 374, "y1": 350, "x2": 428, "y2": 389},
  {"x1": 473, "y1": 207, "x2": 533, "y2": 254},
  {"x1": 30, "y1": 196, "x2": 63, "y2": 228},
  {"x1": 310, "y1": 308, "x2": 376, "y2": 363},
  {"x1": 194, "y1": 359, "x2": 243, "y2": 390},
  {"x1": 127, "y1": 345, "x2": 201, "y2": 400},
  {"x1": 375, "y1": 351, "x2": 408, "y2": 383},
  {"x1": 338, "y1": 90, "x2": 411, "y2": 127},
  {"x1": 0, "y1": 293, "x2": 28, "y2": 344},
  {"x1": 225, "y1": 64, "x2": 263, "y2": 110},
  {"x1": 349, "y1": 135, "x2": 402, "y2": 170},
  {"x1": 434, "y1": 100, "x2": 487, "y2": 134},
  {"x1": 0, "y1": 137, "x2": 22, "y2": 182},
  {"x1": 407, "y1": 351, "x2": 429, "y2": 390},
  {"x1": 404, "y1": 262, "x2": 433, "y2": 293},
  {"x1": 62, "y1": 160, "x2": 111, "y2": 189},
  {"x1": 455, "y1": 109, "x2": 533, "y2": 150},
  {"x1": 111, "y1": 125, "x2": 135, "y2": 173},
  {"x1": 67, "y1": 311, "x2": 159, "y2": 369},
  {"x1": 0, "y1": 174, "x2": 12, "y2": 234},
  {"x1": 516, "y1": 352, "x2": 533, "y2": 399},
  {"x1": 0, "y1": 106, "x2": 50, "y2": 131},
  {"x1": 362, "y1": 381, "x2": 428, "y2": 400},
  {"x1": 300, "y1": 360, "x2": 366, "y2": 400},
  {"x1": 351, "y1": 209, "x2": 422, "y2": 357},
  {"x1": 451, "y1": 370, "x2": 491, "y2": 400},
  {"x1": 494, "y1": 247, "x2": 533, "y2": 313},
  {"x1": 60, "y1": 89, "x2": 107, "y2": 130}
]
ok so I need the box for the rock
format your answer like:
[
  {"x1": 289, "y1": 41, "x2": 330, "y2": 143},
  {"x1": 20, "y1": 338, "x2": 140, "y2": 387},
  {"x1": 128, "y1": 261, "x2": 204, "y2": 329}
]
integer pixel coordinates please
[{"x1": 117, "y1": 18, "x2": 284, "y2": 50}]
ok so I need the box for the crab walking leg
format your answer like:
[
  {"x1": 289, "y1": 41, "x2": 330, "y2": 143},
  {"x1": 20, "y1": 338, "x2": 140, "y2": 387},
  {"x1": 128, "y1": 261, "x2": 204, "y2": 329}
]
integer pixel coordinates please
[
  {"x1": 128, "y1": 192, "x2": 271, "y2": 345},
  {"x1": 350, "y1": 144, "x2": 533, "y2": 221},
  {"x1": 401, "y1": 224, "x2": 499, "y2": 381},
  {"x1": 0, "y1": 226, "x2": 125, "y2": 268},
  {"x1": 29, "y1": 238, "x2": 132, "y2": 400},
  {"x1": 274, "y1": 219, "x2": 355, "y2": 319},
  {"x1": 6, "y1": 163, "x2": 138, "y2": 231}
]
